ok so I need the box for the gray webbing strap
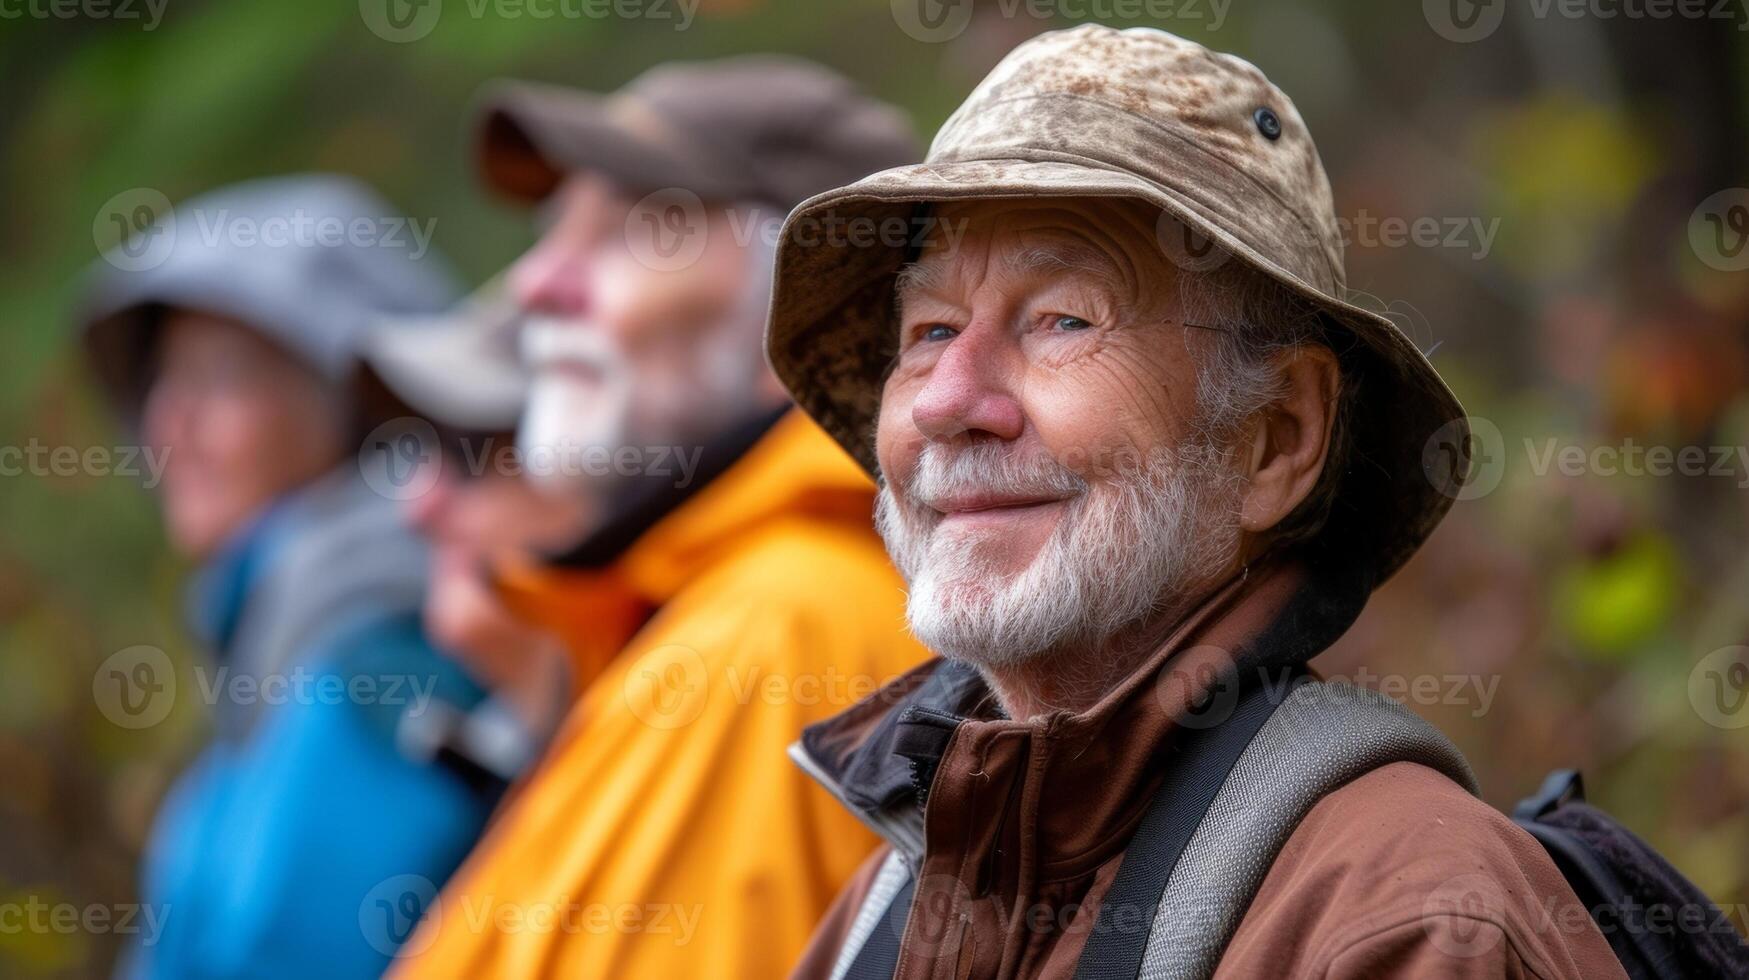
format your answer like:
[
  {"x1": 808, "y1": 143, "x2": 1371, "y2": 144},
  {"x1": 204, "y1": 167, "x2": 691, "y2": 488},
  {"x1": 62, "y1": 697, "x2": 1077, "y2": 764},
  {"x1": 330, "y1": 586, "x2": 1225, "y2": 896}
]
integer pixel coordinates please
[
  {"x1": 829, "y1": 850, "x2": 913, "y2": 980},
  {"x1": 1075, "y1": 670, "x2": 1304, "y2": 980},
  {"x1": 1136, "y1": 681, "x2": 1478, "y2": 980}
]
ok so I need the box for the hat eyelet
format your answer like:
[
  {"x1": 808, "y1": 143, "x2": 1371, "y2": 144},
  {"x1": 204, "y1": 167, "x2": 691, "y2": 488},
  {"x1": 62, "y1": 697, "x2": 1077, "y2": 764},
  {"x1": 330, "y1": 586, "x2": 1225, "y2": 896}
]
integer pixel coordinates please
[{"x1": 1253, "y1": 107, "x2": 1282, "y2": 141}]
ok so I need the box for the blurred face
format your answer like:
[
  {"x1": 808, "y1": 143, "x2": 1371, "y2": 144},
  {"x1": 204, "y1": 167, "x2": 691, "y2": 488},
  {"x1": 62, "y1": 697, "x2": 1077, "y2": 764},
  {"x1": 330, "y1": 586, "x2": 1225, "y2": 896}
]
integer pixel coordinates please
[
  {"x1": 141, "y1": 310, "x2": 344, "y2": 557},
  {"x1": 508, "y1": 174, "x2": 774, "y2": 489},
  {"x1": 404, "y1": 447, "x2": 590, "y2": 687},
  {"x1": 875, "y1": 198, "x2": 1249, "y2": 668}
]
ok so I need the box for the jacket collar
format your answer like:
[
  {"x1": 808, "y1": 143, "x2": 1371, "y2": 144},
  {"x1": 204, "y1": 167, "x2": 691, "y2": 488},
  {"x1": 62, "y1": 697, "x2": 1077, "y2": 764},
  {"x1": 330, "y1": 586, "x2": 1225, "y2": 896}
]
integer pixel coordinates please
[
  {"x1": 184, "y1": 466, "x2": 372, "y2": 660},
  {"x1": 545, "y1": 405, "x2": 788, "y2": 570},
  {"x1": 493, "y1": 409, "x2": 881, "y2": 685},
  {"x1": 186, "y1": 508, "x2": 274, "y2": 660},
  {"x1": 795, "y1": 554, "x2": 1372, "y2": 877},
  {"x1": 184, "y1": 467, "x2": 431, "y2": 736},
  {"x1": 542, "y1": 407, "x2": 874, "y2": 599}
]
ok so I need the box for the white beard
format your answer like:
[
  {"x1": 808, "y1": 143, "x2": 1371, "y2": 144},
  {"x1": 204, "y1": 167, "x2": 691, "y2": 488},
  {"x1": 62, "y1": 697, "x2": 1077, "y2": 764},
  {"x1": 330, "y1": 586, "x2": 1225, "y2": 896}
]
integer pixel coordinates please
[
  {"x1": 875, "y1": 439, "x2": 1243, "y2": 669},
  {"x1": 516, "y1": 319, "x2": 633, "y2": 493},
  {"x1": 512, "y1": 224, "x2": 775, "y2": 493}
]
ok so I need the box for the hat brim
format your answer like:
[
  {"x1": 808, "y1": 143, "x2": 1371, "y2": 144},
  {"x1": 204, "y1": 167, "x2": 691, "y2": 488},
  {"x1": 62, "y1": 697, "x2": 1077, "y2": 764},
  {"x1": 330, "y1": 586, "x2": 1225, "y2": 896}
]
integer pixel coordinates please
[
  {"x1": 764, "y1": 158, "x2": 1469, "y2": 584},
  {"x1": 362, "y1": 284, "x2": 529, "y2": 433},
  {"x1": 476, "y1": 81, "x2": 742, "y2": 203}
]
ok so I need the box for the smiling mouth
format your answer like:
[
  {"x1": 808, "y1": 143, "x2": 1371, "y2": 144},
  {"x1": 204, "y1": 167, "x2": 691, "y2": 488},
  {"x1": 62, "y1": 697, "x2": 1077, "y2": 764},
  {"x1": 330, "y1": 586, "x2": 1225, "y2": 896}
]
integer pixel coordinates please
[{"x1": 927, "y1": 495, "x2": 1069, "y2": 522}]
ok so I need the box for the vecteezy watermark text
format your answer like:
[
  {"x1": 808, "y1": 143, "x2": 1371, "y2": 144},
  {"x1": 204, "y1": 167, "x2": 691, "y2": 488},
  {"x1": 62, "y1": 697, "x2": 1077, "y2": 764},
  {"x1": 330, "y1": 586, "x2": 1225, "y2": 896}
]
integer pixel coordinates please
[
  {"x1": 0, "y1": 0, "x2": 167, "y2": 29},
  {"x1": 0, "y1": 440, "x2": 170, "y2": 488},
  {"x1": 617, "y1": 189, "x2": 972, "y2": 273},
  {"x1": 0, "y1": 898, "x2": 170, "y2": 946},
  {"x1": 94, "y1": 188, "x2": 439, "y2": 271},
  {"x1": 184, "y1": 207, "x2": 437, "y2": 259},
  {"x1": 891, "y1": 0, "x2": 1232, "y2": 44},
  {"x1": 359, "y1": 419, "x2": 707, "y2": 501},
  {"x1": 1425, "y1": 0, "x2": 1749, "y2": 43},
  {"x1": 1425, "y1": 418, "x2": 1749, "y2": 501},
  {"x1": 359, "y1": 0, "x2": 698, "y2": 42},
  {"x1": 93, "y1": 645, "x2": 442, "y2": 729}
]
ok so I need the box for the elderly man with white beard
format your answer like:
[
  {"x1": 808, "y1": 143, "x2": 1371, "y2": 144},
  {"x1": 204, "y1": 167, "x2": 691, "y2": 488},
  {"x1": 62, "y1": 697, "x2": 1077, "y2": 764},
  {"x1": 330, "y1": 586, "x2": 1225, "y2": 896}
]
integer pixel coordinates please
[
  {"x1": 768, "y1": 26, "x2": 1624, "y2": 980},
  {"x1": 363, "y1": 57, "x2": 932, "y2": 979}
]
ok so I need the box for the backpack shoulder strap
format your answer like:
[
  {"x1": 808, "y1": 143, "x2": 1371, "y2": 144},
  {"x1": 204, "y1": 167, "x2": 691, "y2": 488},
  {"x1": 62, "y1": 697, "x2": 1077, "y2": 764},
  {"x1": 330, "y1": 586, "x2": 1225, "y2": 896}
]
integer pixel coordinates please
[
  {"x1": 1074, "y1": 669, "x2": 1308, "y2": 980},
  {"x1": 833, "y1": 849, "x2": 915, "y2": 980},
  {"x1": 1080, "y1": 677, "x2": 1479, "y2": 980}
]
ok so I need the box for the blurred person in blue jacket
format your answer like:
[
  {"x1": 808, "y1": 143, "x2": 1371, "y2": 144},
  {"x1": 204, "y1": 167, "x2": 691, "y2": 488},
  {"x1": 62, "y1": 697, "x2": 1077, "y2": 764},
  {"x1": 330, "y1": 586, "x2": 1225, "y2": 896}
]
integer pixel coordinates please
[
  {"x1": 363, "y1": 282, "x2": 595, "y2": 763},
  {"x1": 77, "y1": 174, "x2": 539, "y2": 978}
]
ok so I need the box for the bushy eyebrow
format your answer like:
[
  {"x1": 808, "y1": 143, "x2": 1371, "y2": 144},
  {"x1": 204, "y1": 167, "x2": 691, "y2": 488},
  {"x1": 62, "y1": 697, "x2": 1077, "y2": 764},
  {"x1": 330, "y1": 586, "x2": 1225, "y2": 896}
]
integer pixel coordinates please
[
  {"x1": 1003, "y1": 243, "x2": 1128, "y2": 295},
  {"x1": 893, "y1": 258, "x2": 948, "y2": 303},
  {"x1": 894, "y1": 242, "x2": 1129, "y2": 313}
]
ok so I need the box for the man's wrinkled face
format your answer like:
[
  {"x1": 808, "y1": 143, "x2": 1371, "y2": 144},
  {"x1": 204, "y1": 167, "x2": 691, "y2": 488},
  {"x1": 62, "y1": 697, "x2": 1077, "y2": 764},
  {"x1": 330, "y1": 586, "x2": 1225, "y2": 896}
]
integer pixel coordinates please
[
  {"x1": 508, "y1": 174, "x2": 770, "y2": 486},
  {"x1": 875, "y1": 198, "x2": 1247, "y2": 667}
]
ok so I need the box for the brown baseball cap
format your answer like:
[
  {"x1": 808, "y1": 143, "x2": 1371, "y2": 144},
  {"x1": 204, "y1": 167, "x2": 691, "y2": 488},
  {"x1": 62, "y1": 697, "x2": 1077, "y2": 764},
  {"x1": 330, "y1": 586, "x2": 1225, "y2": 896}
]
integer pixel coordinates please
[
  {"x1": 475, "y1": 55, "x2": 921, "y2": 207},
  {"x1": 763, "y1": 25, "x2": 1470, "y2": 585}
]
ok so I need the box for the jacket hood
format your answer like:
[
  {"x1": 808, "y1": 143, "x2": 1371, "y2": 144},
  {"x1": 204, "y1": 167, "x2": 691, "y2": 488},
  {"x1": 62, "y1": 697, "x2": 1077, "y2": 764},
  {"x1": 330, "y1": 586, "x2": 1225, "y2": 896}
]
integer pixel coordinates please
[{"x1": 78, "y1": 174, "x2": 458, "y2": 427}]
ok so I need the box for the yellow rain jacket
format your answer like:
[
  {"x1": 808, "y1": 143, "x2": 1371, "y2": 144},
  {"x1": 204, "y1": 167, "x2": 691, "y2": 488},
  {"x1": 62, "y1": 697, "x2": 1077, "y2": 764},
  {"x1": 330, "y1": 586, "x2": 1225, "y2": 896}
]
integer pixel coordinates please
[{"x1": 388, "y1": 411, "x2": 927, "y2": 978}]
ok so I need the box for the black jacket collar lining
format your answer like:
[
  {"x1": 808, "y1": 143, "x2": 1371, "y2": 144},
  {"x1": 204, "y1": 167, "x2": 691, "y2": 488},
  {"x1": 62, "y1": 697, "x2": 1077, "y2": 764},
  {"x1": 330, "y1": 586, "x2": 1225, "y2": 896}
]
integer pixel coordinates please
[{"x1": 544, "y1": 406, "x2": 789, "y2": 570}]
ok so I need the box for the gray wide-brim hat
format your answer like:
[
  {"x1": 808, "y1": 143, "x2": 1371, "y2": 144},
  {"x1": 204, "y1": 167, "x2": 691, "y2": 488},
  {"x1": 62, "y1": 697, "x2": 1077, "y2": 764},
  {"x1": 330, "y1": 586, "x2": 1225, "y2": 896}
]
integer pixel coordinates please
[
  {"x1": 765, "y1": 25, "x2": 1469, "y2": 585},
  {"x1": 78, "y1": 173, "x2": 458, "y2": 425},
  {"x1": 362, "y1": 277, "x2": 528, "y2": 432}
]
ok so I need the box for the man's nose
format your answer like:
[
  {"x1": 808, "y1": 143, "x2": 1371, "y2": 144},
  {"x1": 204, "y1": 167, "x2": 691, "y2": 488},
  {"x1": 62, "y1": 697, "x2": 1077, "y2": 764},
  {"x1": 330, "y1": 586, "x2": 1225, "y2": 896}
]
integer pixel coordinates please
[
  {"x1": 910, "y1": 323, "x2": 1025, "y2": 443},
  {"x1": 508, "y1": 239, "x2": 593, "y2": 318}
]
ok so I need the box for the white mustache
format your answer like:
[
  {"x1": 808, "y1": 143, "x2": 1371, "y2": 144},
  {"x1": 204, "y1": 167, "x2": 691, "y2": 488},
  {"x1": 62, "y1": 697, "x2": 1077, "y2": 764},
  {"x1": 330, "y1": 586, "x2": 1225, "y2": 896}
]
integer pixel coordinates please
[
  {"x1": 898, "y1": 443, "x2": 1088, "y2": 513},
  {"x1": 519, "y1": 317, "x2": 625, "y2": 375}
]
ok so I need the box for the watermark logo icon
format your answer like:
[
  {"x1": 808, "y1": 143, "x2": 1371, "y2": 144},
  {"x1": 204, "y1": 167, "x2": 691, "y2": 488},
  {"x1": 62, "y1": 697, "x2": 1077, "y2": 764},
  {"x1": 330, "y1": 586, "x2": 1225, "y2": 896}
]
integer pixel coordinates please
[
  {"x1": 1690, "y1": 189, "x2": 1749, "y2": 272},
  {"x1": 1424, "y1": 0, "x2": 1506, "y2": 42},
  {"x1": 624, "y1": 188, "x2": 708, "y2": 272},
  {"x1": 93, "y1": 645, "x2": 176, "y2": 729},
  {"x1": 903, "y1": 872, "x2": 978, "y2": 957},
  {"x1": 1424, "y1": 415, "x2": 1507, "y2": 501},
  {"x1": 359, "y1": 874, "x2": 440, "y2": 956},
  {"x1": 1155, "y1": 212, "x2": 1233, "y2": 273},
  {"x1": 1690, "y1": 646, "x2": 1749, "y2": 730},
  {"x1": 359, "y1": 417, "x2": 442, "y2": 501},
  {"x1": 1155, "y1": 646, "x2": 1242, "y2": 730},
  {"x1": 892, "y1": 0, "x2": 974, "y2": 43},
  {"x1": 1422, "y1": 873, "x2": 1508, "y2": 957},
  {"x1": 94, "y1": 188, "x2": 175, "y2": 272},
  {"x1": 360, "y1": 0, "x2": 442, "y2": 42},
  {"x1": 622, "y1": 644, "x2": 709, "y2": 729}
]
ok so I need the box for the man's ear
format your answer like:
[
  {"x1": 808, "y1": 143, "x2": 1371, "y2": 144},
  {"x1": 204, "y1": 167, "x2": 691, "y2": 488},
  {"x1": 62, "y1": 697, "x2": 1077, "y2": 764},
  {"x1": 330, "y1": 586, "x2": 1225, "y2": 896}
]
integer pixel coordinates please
[{"x1": 1239, "y1": 345, "x2": 1340, "y2": 534}]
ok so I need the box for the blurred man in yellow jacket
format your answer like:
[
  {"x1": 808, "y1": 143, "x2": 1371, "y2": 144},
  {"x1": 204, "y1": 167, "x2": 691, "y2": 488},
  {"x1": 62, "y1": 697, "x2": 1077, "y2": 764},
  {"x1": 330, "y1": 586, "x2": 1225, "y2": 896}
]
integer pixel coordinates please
[{"x1": 361, "y1": 57, "x2": 926, "y2": 977}]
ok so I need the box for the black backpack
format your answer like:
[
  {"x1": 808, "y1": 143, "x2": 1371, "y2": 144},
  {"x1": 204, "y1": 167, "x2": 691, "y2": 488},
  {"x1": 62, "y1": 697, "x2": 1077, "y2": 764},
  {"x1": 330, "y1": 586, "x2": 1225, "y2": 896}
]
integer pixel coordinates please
[{"x1": 1512, "y1": 768, "x2": 1749, "y2": 979}]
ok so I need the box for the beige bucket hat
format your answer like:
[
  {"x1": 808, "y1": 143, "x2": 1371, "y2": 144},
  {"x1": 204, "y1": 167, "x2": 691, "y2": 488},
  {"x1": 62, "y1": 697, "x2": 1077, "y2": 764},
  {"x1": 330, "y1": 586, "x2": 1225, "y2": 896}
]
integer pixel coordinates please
[{"x1": 764, "y1": 24, "x2": 1468, "y2": 584}]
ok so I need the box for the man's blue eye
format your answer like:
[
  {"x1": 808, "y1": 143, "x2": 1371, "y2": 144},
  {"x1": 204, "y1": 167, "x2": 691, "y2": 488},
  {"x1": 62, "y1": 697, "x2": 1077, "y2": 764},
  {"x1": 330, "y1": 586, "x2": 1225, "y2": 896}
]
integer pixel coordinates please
[
  {"x1": 921, "y1": 324, "x2": 957, "y2": 342},
  {"x1": 1055, "y1": 316, "x2": 1093, "y2": 332}
]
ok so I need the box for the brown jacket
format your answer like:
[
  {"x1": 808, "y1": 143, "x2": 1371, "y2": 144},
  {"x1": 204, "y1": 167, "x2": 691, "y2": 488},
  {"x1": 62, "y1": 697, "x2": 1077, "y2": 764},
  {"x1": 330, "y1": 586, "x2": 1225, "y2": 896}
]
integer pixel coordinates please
[{"x1": 790, "y1": 562, "x2": 1626, "y2": 979}]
